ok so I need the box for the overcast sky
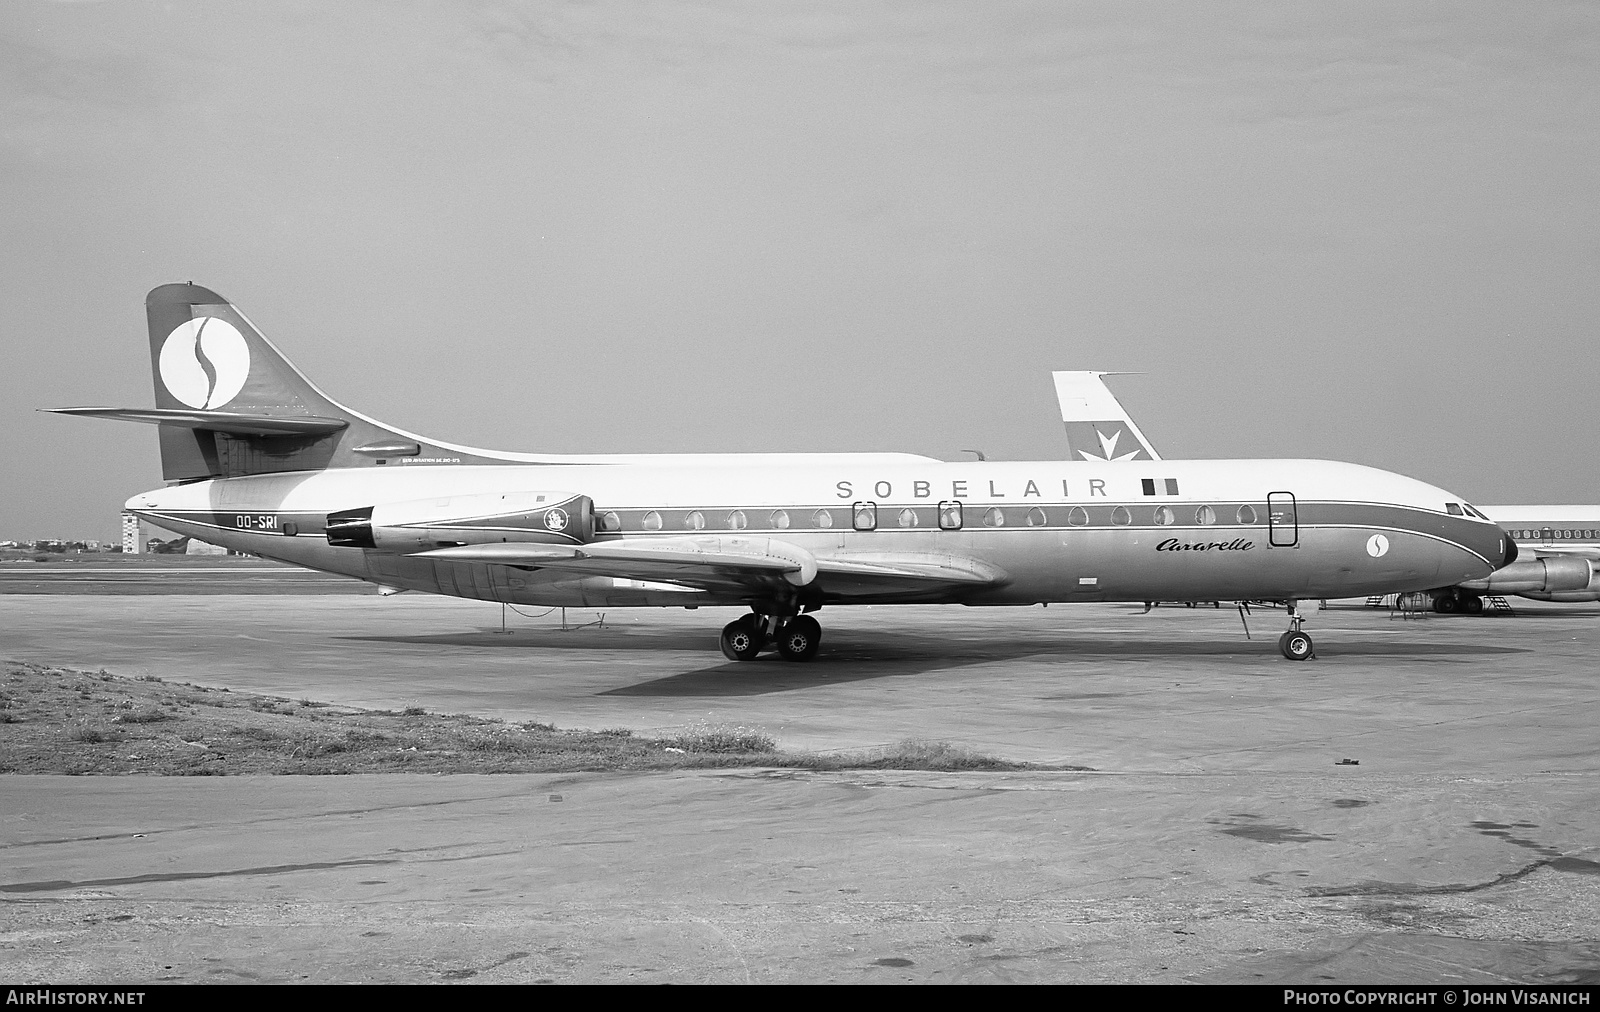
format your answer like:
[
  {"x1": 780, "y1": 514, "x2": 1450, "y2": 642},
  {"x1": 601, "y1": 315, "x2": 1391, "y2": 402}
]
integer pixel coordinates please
[{"x1": 2, "y1": 1, "x2": 1596, "y2": 541}]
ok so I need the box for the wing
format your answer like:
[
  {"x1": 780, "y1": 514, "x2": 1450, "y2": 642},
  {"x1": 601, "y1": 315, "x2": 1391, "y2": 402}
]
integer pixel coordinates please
[
  {"x1": 416, "y1": 537, "x2": 1007, "y2": 601},
  {"x1": 1528, "y1": 545, "x2": 1600, "y2": 562}
]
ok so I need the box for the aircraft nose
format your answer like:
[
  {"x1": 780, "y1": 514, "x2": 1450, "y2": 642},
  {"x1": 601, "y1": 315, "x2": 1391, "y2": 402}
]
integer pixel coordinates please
[{"x1": 1500, "y1": 528, "x2": 1519, "y2": 567}]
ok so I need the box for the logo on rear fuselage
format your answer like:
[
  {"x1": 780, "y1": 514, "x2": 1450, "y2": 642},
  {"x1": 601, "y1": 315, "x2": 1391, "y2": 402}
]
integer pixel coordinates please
[
  {"x1": 158, "y1": 317, "x2": 250, "y2": 410},
  {"x1": 545, "y1": 508, "x2": 569, "y2": 532}
]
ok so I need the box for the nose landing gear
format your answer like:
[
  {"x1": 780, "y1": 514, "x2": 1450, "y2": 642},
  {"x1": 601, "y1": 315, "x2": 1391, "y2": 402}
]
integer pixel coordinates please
[
  {"x1": 1278, "y1": 599, "x2": 1316, "y2": 660},
  {"x1": 719, "y1": 612, "x2": 822, "y2": 663}
]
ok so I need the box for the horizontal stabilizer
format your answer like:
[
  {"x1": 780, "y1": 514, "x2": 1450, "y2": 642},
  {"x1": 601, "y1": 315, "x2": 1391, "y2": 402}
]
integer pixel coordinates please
[{"x1": 46, "y1": 407, "x2": 349, "y2": 437}]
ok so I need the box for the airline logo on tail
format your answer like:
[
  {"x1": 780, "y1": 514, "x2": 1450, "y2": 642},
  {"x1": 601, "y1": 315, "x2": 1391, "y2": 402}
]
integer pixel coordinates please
[
  {"x1": 158, "y1": 317, "x2": 251, "y2": 409},
  {"x1": 1065, "y1": 422, "x2": 1152, "y2": 461},
  {"x1": 1053, "y1": 372, "x2": 1162, "y2": 462}
]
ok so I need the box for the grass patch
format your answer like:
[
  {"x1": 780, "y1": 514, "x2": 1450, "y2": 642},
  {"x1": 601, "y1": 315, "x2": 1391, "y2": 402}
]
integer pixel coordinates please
[
  {"x1": 0, "y1": 659, "x2": 1080, "y2": 776},
  {"x1": 657, "y1": 722, "x2": 775, "y2": 754}
]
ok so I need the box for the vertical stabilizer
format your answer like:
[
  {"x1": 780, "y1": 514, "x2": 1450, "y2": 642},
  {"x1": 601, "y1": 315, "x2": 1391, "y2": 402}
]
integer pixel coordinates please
[
  {"x1": 53, "y1": 283, "x2": 488, "y2": 481},
  {"x1": 1052, "y1": 371, "x2": 1161, "y2": 462}
]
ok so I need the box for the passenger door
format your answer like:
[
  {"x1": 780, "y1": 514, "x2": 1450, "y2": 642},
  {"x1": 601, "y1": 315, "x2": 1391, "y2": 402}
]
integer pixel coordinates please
[{"x1": 1268, "y1": 491, "x2": 1298, "y2": 547}]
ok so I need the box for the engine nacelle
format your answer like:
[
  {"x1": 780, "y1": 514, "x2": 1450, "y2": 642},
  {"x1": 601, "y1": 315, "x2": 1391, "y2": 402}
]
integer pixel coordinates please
[
  {"x1": 1520, "y1": 566, "x2": 1600, "y2": 603},
  {"x1": 1458, "y1": 556, "x2": 1592, "y2": 595},
  {"x1": 326, "y1": 491, "x2": 594, "y2": 552}
]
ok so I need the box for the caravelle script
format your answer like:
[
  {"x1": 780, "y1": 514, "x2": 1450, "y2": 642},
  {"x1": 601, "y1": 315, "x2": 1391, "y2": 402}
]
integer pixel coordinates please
[{"x1": 1155, "y1": 538, "x2": 1255, "y2": 552}]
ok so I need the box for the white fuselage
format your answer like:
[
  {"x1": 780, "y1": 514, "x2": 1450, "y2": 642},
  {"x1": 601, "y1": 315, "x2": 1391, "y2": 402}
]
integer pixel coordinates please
[{"x1": 129, "y1": 455, "x2": 1507, "y2": 609}]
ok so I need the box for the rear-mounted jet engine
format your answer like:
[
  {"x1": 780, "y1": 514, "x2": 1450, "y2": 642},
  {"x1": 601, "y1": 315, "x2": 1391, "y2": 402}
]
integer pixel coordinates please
[{"x1": 326, "y1": 491, "x2": 594, "y2": 552}]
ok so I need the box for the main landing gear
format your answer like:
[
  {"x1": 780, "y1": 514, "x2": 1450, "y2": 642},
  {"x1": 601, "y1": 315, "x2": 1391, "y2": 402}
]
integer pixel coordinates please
[
  {"x1": 719, "y1": 613, "x2": 822, "y2": 663},
  {"x1": 1278, "y1": 599, "x2": 1316, "y2": 661}
]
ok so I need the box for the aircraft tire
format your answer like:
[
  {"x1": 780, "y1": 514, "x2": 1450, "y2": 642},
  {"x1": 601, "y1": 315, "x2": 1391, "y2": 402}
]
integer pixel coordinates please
[
  {"x1": 1279, "y1": 630, "x2": 1313, "y2": 661},
  {"x1": 1434, "y1": 594, "x2": 1460, "y2": 614},
  {"x1": 720, "y1": 617, "x2": 764, "y2": 662},
  {"x1": 1462, "y1": 596, "x2": 1484, "y2": 615},
  {"x1": 775, "y1": 615, "x2": 822, "y2": 662}
]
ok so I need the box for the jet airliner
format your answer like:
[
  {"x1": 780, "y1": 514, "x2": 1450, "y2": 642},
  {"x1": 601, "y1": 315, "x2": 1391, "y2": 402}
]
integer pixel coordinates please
[
  {"x1": 51, "y1": 285, "x2": 1512, "y2": 661},
  {"x1": 1051, "y1": 371, "x2": 1599, "y2": 612}
]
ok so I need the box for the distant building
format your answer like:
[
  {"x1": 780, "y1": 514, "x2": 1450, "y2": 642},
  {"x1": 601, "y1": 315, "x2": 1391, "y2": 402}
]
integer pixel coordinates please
[{"x1": 121, "y1": 512, "x2": 144, "y2": 555}]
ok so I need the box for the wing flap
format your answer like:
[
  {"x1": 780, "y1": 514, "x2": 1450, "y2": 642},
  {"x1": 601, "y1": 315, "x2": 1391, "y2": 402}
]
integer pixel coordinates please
[
  {"x1": 416, "y1": 541, "x2": 1006, "y2": 599},
  {"x1": 815, "y1": 552, "x2": 1007, "y2": 587}
]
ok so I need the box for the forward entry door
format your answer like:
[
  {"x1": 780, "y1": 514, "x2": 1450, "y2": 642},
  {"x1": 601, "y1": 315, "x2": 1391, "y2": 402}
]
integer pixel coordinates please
[{"x1": 1268, "y1": 491, "x2": 1298, "y2": 547}]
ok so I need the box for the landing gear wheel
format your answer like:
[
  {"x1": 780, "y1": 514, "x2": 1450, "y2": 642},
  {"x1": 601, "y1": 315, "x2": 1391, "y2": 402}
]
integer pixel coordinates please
[
  {"x1": 1434, "y1": 594, "x2": 1460, "y2": 614},
  {"x1": 719, "y1": 616, "x2": 765, "y2": 662},
  {"x1": 1462, "y1": 596, "x2": 1484, "y2": 615},
  {"x1": 775, "y1": 615, "x2": 822, "y2": 662},
  {"x1": 1279, "y1": 630, "x2": 1314, "y2": 661}
]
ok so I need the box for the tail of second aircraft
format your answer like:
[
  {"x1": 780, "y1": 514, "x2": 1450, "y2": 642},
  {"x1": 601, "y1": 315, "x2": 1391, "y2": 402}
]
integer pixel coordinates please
[
  {"x1": 51, "y1": 283, "x2": 489, "y2": 481},
  {"x1": 1052, "y1": 371, "x2": 1161, "y2": 462}
]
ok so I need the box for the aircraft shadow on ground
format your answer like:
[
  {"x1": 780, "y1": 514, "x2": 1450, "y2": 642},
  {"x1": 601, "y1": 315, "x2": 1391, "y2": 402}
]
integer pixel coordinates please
[
  {"x1": 603, "y1": 636, "x2": 1530, "y2": 697},
  {"x1": 336, "y1": 629, "x2": 1528, "y2": 698}
]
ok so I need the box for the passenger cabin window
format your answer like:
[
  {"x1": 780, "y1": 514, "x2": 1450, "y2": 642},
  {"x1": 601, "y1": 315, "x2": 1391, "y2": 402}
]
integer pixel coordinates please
[
  {"x1": 599, "y1": 511, "x2": 622, "y2": 533},
  {"x1": 1237, "y1": 504, "x2": 1257, "y2": 525},
  {"x1": 1196, "y1": 505, "x2": 1216, "y2": 526},
  {"x1": 853, "y1": 502, "x2": 877, "y2": 531},
  {"x1": 728, "y1": 510, "x2": 747, "y2": 530},
  {"x1": 897, "y1": 508, "x2": 918, "y2": 528},
  {"x1": 1111, "y1": 506, "x2": 1131, "y2": 526},
  {"x1": 1068, "y1": 506, "x2": 1089, "y2": 527},
  {"x1": 1026, "y1": 507, "x2": 1046, "y2": 527},
  {"x1": 812, "y1": 508, "x2": 834, "y2": 529},
  {"x1": 983, "y1": 507, "x2": 1005, "y2": 527},
  {"x1": 938, "y1": 502, "x2": 963, "y2": 530},
  {"x1": 642, "y1": 510, "x2": 662, "y2": 531},
  {"x1": 1154, "y1": 505, "x2": 1175, "y2": 526},
  {"x1": 771, "y1": 509, "x2": 790, "y2": 530},
  {"x1": 685, "y1": 510, "x2": 705, "y2": 531}
]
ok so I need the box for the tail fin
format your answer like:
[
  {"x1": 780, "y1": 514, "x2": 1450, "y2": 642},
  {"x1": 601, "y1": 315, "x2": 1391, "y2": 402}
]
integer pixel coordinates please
[
  {"x1": 50, "y1": 283, "x2": 478, "y2": 481},
  {"x1": 1052, "y1": 371, "x2": 1161, "y2": 462}
]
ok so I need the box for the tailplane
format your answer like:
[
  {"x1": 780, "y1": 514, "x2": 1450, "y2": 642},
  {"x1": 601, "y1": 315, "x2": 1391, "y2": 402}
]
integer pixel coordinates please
[
  {"x1": 1052, "y1": 371, "x2": 1161, "y2": 462},
  {"x1": 50, "y1": 283, "x2": 477, "y2": 481}
]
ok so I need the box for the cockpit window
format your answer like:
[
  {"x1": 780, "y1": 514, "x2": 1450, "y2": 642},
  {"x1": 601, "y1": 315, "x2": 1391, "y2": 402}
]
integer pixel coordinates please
[
  {"x1": 1446, "y1": 503, "x2": 1464, "y2": 516},
  {"x1": 1463, "y1": 504, "x2": 1488, "y2": 520}
]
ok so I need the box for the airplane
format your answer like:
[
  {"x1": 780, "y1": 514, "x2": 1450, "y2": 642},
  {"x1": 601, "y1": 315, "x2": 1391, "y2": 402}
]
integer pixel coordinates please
[
  {"x1": 1052, "y1": 371, "x2": 1162, "y2": 463},
  {"x1": 1051, "y1": 371, "x2": 1597, "y2": 613},
  {"x1": 1432, "y1": 507, "x2": 1600, "y2": 611},
  {"x1": 49, "y1": 284, "x2": 1512, "y2": 662}
]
